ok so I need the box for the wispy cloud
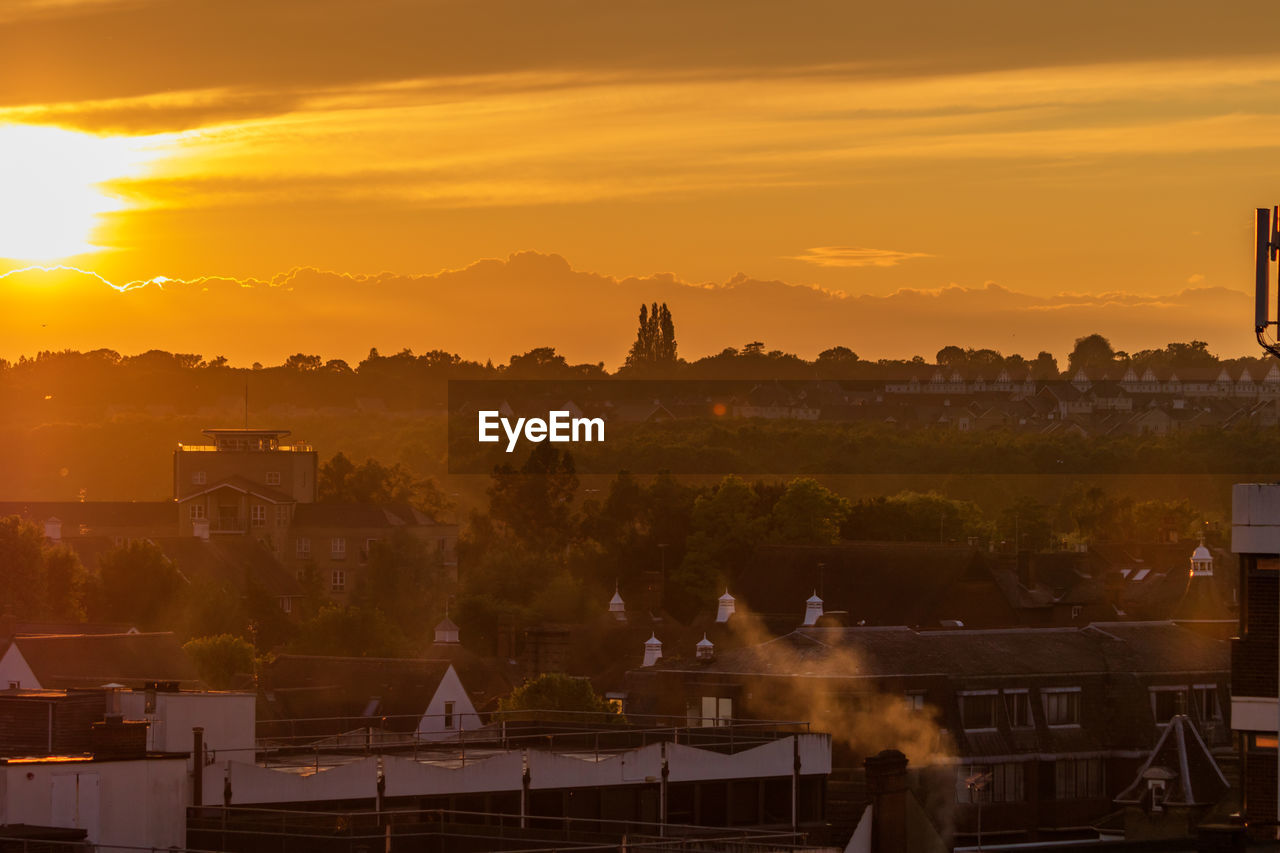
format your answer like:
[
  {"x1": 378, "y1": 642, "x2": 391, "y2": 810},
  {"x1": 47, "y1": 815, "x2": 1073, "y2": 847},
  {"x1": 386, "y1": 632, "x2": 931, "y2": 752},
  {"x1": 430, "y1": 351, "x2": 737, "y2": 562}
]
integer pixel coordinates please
[{"x1": 790, "y1": 246, "x2": 933, "y2": 268}]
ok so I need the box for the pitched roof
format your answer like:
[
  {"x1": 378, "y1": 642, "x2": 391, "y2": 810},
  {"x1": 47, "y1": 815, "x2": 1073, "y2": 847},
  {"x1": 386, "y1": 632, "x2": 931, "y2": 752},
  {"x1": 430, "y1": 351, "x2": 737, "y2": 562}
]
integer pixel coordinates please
[
  {"x1": 8, "y1": 632, "x2": 201, "y2": 689},
  {"x1": 261, "y1": 655, "x2": 452, "y2": 728},
  {"x1": 177, "y1": 475, "x2": 295, "y2": 504},
  {"x1": 0, "y1": 501, "x2": 175, "y2": 531}
]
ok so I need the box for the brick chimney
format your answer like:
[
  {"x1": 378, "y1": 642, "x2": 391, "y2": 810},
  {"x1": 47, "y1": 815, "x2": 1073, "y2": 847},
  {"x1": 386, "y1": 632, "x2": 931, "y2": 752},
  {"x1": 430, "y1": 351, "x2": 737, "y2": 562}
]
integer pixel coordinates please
[{"x1": 865, "y1": 748, "x2": 909, "y2": 853}]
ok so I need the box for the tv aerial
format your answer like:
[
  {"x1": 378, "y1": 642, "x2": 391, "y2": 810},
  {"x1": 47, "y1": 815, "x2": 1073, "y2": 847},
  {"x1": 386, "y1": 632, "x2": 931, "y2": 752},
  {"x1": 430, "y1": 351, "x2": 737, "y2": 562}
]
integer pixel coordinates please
[{"x1": 1255, "y1": 206, "x2": 1280, "y2": 359}]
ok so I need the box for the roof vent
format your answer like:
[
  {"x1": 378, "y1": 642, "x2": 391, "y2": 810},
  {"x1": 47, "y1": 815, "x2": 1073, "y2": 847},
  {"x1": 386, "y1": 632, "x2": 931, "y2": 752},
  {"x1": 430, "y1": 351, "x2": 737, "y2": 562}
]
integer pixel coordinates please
[
  {"x1": 695, "y1": 634, "x2": 714, "y2": 661},
  {"x1": 608, "y1": 584, "x2": 626, "y2": 621},
  {"x1": 642, "y1": 633, "x2": 663, "y2": 667},
  {"x1": 715, "y1": 589, "x2": 736, "y2": 623},
  {"x1": 802, "y1": 591, "x2": 824, "y2": 627}
]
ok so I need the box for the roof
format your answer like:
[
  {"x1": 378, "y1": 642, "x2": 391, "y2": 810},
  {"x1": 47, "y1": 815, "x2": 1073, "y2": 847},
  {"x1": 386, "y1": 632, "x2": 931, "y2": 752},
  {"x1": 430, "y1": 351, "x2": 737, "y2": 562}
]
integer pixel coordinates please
[
  {"x1": 1115, "y1": 715, "x2": 1229, "y2": 807},
  {"x1": 262, "y1": 655, "x2": 453, "y2": 727},
  {"x1": 738, "y1": 543, "x2": 1021, "y2": 631},
  {"x1": 291, "y1": 502, "x2": 446, "y2": 528},
  {"x1": 0, "y1": 502, "x2": 175, "y2": 531},
  {"x1": 7, "y1": 633, "x2": 201, "y2": 689},
  {"x1": 648, "y1": 621, "x2": 1228, "y2": 681},
  {"x1": 150, "y1": 537, "x2": 304, "y2": 598},
  {"x1": 177, "y1": 475, "x2": 295, "y2": 504}
]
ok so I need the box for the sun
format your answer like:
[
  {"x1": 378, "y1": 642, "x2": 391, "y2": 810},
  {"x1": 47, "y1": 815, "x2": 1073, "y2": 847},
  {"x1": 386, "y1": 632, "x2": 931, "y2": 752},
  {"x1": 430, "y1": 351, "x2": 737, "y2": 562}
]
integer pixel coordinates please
[{"x1": 0, "y1": 124, "x2": 164, "y2": 262}]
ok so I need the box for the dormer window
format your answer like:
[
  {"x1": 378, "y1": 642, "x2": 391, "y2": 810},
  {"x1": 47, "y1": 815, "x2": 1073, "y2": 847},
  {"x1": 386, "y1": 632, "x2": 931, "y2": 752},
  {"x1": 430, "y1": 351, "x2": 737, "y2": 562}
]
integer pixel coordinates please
[
  {"x1": 1005, "y1": 690, "x2": 1032, "y2": 728},
  {"x1": 1043, "y1": 688, "x2": 1081, "y2": 726},
  {"x1": 960, "y1": 691, "x2": 998, "y2": 730}
]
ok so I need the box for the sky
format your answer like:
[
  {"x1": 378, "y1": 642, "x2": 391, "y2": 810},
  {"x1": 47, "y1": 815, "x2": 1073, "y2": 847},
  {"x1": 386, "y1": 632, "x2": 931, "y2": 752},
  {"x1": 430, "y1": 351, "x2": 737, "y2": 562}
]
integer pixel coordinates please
[{"x1": 3, "y1": 0, "x2": 1280, "y2": 366}]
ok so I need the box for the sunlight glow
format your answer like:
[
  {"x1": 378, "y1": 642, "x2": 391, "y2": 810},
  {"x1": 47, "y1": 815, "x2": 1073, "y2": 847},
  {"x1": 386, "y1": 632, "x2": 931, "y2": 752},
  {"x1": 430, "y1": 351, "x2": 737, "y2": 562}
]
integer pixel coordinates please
[{"x1": 0, "y1": 124, "x2": 167, "y2": 261}]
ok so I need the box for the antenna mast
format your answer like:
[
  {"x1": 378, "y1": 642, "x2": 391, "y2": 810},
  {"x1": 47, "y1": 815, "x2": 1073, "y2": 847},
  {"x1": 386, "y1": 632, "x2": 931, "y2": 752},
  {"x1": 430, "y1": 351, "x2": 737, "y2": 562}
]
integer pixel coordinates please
[{"x1": 1254, "y1": 206, "x2": 1280, "y2": 359}]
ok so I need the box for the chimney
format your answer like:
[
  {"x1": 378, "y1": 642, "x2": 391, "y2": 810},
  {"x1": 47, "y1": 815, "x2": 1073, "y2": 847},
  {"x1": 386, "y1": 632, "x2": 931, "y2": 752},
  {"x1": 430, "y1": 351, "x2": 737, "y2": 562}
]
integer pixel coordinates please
[
  {"x1": 715, "y1": 589, "x2": 736, "y2": 623},
  {"x1": 1016, "y1": 550, "x2": 1034, "y2": 588},
  {"x1": 695, "y1": 634, "x2": 714, "y2": 661},
  {"x1": 44, "y1": 517, "x2": 62, "y2": 542},
  {"x1": 192, "y1": 518, "x2": 210, "y2": 540},
  {"x1": 802, "y1": 592, "x2": 823, "y2": 627},
  {"x1": 642, "y1": 633, "x2": 663, "y2": 667},
  {"x1": 864, "y1": 749, "x2": 909, "y2": 853}
]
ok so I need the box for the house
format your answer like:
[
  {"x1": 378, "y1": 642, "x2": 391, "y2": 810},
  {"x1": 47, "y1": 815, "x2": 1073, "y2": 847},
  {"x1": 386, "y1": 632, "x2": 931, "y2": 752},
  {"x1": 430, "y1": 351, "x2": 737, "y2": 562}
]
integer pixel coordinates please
[
  {"x1": 625, "y1": 620, "x2": 1230, "y2": 846},
  {"x1": 259, "y1": 655, "x2": 479, "y2": 741},
  {"x1": 0, "y1": 633, "x2": 201, "y2": 691},
  {"x1": 287, "y1": 502, "x2": 457, "y2": 599}
]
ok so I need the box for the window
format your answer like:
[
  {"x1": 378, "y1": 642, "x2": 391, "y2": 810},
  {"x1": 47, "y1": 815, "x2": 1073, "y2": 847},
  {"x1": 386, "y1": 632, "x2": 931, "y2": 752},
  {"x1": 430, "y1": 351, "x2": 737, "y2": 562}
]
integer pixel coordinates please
[
  {"x1": 1192, "y1": 685, "x2": 1220, "y2": 722},
  {"x1": 1005, "y1": 691, "x2": 1032, "y2": 728},
  {"x1": 960, "y1": 692, "x2": 997, "y2": 730},
  {"x1": 686, "y1": 696, "x2": 733, "y2": 727},
  {"x1": 1055, "y1": 758, "x2": 1104, "y2": 799},
  {"x1": 251, "y1": 505, "x2": 266, "y2": 527},
  {"x1": 331, "y1": 537, "x2": 346, "y2": 559},
  {"x1": 296, "y1": 536, "x2": 311, "y2": 558},
  {"x1": 957, "y1": 763, "x2": 1025, "y2": 804},
  {"x1": 906, "y1": 692, "x2": 925, "y2": 712},
  {"x1": 8, "y1": 680, "x2": 19, "y2": 689},
  {"x1": 443, "y1": 700, "x2": 455, "y2": 729},
  {"x1": 361, "y1": 538, "x2": 379, "y2": 563},
  {"x1": 192, "y1": 471, "x2": 206, "y2": 485},
  {"x1": 189, "y1": 504, "x2": 206, "y2": 520},
  {"x1": 275, "y1": 505, "x2": 289, "y2": 527},
  {"x1": 1043, "y1": 689, "x2": 1081, "y2": 726},
  {"x1": 265, "y1": 471, "x2": 281, "y2": 486},
  {"x1": 280, "y1": 597, "x2": 292, "y2": 614},
  {"x1": 1071, "y1": 605, "x2": 1083, "y2": 619},
  {"x1": 331, "y1": 569, "x2": 346, "y2": 592},
  {"x1": 1150, "y1": 687, "x2": 1188, "y2": 723}
]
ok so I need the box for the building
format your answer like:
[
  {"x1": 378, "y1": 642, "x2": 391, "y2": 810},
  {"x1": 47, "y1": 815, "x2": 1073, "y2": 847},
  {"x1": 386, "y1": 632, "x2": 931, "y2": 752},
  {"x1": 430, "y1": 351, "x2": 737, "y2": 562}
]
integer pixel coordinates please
[
  {"x1": 625, "y1": 620, "x2": 1231, "y2": 846},
  {"x1": 0, "y1": 632, "x2": 201, "y2": 691},
  {"x1": 1229, "y1": 483, "x2": 1280, "y2": 839}
]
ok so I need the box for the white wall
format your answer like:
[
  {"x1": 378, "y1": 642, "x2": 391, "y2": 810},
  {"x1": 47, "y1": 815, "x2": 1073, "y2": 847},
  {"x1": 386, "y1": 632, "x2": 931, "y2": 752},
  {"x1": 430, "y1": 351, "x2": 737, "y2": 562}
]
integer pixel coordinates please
[
  {"x1": 416, "y1": 665, "x2": 482, "y2": 740},
  {"x1": 0, "y1": 646, "x2": 39, "y2": 689},
  {"x1": 119, "y1": 690, "x2": 256, "y2": 756},
  {"x1": 0, "y1": 756, "x2": 187, "y2": 848}
]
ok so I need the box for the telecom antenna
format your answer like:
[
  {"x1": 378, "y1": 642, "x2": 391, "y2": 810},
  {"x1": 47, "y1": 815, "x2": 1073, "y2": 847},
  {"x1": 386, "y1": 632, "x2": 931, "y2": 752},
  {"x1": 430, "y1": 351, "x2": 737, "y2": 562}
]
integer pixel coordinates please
[{"x1": 1255, "y1": 206, "x2": 1280, "y2": 359}]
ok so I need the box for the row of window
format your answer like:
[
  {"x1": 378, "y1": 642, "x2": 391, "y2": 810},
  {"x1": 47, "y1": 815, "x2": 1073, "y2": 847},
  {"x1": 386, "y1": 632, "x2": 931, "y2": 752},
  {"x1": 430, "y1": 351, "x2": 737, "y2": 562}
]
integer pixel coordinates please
[
  {"x1": 959, "y1": 688, "x2": 1080, "y2": 730},
  {"x1": 956, "y1": 685, "x2": 1220, "y2": 731},
  {"x1": 189, "y1": 504, "x2": 289, "y2": 527},
  {"x1": 191, "y1": 471, "x2": 283, "y2": 486},
  {"x1": 295, "y1": 536, "x2": 453, "y2": 559},
  {"x1": 955, "y1": 759, "x2": 1104, "y2": 803}
]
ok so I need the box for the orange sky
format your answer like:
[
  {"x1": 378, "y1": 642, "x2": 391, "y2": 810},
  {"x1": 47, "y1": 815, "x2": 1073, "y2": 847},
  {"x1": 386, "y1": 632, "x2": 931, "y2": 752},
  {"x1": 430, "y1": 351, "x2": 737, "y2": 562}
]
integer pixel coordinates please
[{"x1": 3, "y1": 0, "x2": 1280, "y2": 365}]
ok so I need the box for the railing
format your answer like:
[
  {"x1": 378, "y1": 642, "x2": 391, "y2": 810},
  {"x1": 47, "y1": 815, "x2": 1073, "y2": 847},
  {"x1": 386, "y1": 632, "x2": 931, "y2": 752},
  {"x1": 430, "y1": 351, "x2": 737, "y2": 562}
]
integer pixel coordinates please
[
  {"x1": 237, "y1": 710, "x2": 813, "y2": 770},
  {"x1": 185, "y1": 805, "x2": 817, "y2": 852}
]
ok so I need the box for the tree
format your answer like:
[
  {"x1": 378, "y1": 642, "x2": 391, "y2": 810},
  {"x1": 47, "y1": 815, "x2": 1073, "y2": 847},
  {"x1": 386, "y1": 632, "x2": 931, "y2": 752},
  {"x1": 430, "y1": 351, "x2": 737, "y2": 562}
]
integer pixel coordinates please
[
  {"x1": 486, "y1": 445, "x2": 579, "y2": 548},
  {"x1": 288, "y1": 605, "x2": 410, "y2": 657},
  {"x1": 94, "y1": 539, "x2": 184, "y2": 627},
  {"x1": 184, "y1": 634, "x2": 256, "y2": 689},
  {"x1": 283, "y1": 353, "x2": 323, "y2": 371},
  {"x1": 357, "y1": 530, "x2": 447, "y2": 639},
  {"x1": 0, "y1": 516, "x2": 48, "y2": 616},
  {"x1": 624, "y1": 302, "x2": 678, "y2": 372},
  {"x1": 318, "y1": 452, "x2": 452, "y2": 517},
  {"x1": 1067, "y1": 334, "x2": 1116, "y2": 374},
  {"x1": 769, "y1": 478, "x2": 850, "y2": 545},
  {"x1": 498, "y1": 672, "x2": 615, "y2": 716}
]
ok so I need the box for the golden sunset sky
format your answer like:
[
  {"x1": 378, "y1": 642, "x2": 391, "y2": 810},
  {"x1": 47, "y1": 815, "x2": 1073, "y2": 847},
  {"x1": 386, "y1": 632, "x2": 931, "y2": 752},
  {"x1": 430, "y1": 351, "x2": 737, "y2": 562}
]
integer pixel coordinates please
[{"x1": 3, "y1": 0, "x2": 1280, "y2": 366}]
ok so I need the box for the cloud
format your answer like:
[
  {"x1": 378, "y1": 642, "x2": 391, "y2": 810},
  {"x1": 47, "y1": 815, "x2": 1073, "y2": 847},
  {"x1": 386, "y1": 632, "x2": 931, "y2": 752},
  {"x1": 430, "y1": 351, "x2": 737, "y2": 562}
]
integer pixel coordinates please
[
  {"x1": 791, "y1": 246, "x2": 933, "y2": 268},
  {"x1": 0, "y1": 254, "x2": 1259, "y2": 369}
]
